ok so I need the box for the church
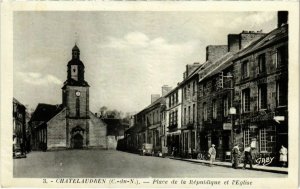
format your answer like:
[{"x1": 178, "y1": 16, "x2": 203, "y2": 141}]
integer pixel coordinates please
[{"x1": 29, "y1": 45, "x2": 108, "y2": 150}]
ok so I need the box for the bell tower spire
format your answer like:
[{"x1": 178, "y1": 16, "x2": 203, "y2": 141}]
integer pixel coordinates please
[
  {"x1": 66, "y1": 44, "x2": 86, "y2": 83},
  {"x1": 72, "y1": 44, "x2": 80, "y2": 60}
]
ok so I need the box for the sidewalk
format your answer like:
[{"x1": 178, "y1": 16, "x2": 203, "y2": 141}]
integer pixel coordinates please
[{"x1": 169, "y1": 157, "x2": 288, "y2": 174}]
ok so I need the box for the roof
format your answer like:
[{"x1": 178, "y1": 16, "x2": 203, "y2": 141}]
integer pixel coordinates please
[
  {"x1": 29, "y1": 103, "x2": 64, "y2": 123},
  {"x1": 199, "y1": 52, "x2": 235, "y2": 82},
  {"x1": 198, "y1": 25, "x2": 288, "y2": 82},
  {"x1": 235, "y1": 24, "x2": 288, "y2": 60},
  {"x1": 72, "y1": 44, "x2": 80, "y2": 51},
  {"x1": 143, "y1": 97, "x2": 166, "y2": 112},
  {"x1": 13, "y1": 98, "x2": 25, "y2": 108},
  {"x1": 177, "y1": 64, "x2": 203, "y2": 87},
  {"x1": 62, "y1": 78, "x2": 89, "y2": 89}
]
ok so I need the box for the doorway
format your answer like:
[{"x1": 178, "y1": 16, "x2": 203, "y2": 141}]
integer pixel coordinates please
[{"x1": 72, "y1": 133, "x2": 83, "y2": 149}]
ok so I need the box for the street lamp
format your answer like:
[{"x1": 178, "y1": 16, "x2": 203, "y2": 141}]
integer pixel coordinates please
[
  {"x1": 222, "y1": 72, "x2": 236, "y2": 147},
  {"x1": 224, "y1": 71, "x2": 235, "y2": 148},
  {"x1": 229, "y1": 107, "x2": 236, "y2": 148}
]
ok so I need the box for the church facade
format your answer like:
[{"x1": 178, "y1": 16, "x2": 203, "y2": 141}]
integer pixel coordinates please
[{"x1": 29, "y1": 45, "x2": 108, "y2": 150}]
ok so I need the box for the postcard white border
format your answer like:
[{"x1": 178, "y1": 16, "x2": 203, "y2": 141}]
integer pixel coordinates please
[{"x1": 1, "y1": 2, "x2": 299, "y2": 188}]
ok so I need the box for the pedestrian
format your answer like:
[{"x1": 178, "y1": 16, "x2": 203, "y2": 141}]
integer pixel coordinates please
[
  {"x1": 232, "y1": 143, "x2": 240, "y2": 169},
  {"x1": 243, "y1": 145, "x2": 253, "y2": 169},
  {"x1": 208, "y1": 144, "x2": 216, "y2": 166},
  {"x1": 279, "y1": 145, "x2": 288, "y2": 167}
]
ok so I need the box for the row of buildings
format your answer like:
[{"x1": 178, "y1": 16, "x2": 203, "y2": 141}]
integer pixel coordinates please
[{"x1": 123, "y1": 12, "x2": 288, "y2": 163}]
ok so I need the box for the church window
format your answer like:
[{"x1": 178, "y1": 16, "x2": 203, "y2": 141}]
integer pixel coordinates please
[{"x1": 76, "y1": 97, "x2": 80, "y2": 117}]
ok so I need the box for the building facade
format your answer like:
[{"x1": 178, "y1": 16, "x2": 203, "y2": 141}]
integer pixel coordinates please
[
  {"x1": 165, "y1": 86, "x2": 182, "y2": 155},
  {"x1": 179, "y1": 63, "x2": 201, "y2": 156},
  {"x1": 233, "y1": 18, "x2": 288, "y2": 161},
  {"x1": 197, "y1": 31, "x2": 265, "y2": 160},
  {"x1": 13, "y1": 98, "x2": 27, "y2": 154}
]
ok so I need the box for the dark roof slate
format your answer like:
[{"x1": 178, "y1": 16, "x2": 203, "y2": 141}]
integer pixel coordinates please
[
  {"x1": 29, "y1": 103, "x2": 63, "y2": 123},
  {"x1": 235, "y1": 24, "x2": 288, "y2": 60}
]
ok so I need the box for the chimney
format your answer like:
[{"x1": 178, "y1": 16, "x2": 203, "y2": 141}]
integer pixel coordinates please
[
  {"x1": 186, "y1": 62, "x2": 201, "y2": 77},
  {"x1": 206, "y1": 45, "x2": 227, "y2": 62},
  {"x1": 239, "y1": 31, "x2": 265, "y2": 49},
  {"x1": 228, "y1": 34, "x2": 240, "y2": 52},
  {"x1": 278, "y1": 11, "x2": 288, "y2": 28},
  {"x1": 162, "y1": 85, "x2": 172, "y2": 96},
  {"x1": 151, "y1": 94, "x2": 160, "y2": 103},
  {"x1": 228, "y1": 31, "x2": 265, "y2": 52}
]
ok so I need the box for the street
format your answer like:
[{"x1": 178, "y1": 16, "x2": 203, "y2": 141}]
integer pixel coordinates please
[{"x1": 14, "y1": 150, "x2": 287, "y2": 178}]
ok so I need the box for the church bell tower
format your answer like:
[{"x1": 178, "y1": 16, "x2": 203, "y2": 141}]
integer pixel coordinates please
[{"x1": 62, "y1": 44, "x2": 90, "y2": 148}]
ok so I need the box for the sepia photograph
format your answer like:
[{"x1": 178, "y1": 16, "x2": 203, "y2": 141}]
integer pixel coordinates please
[{"x1": 1, "y1": 2, "x2": 299, "y2": 188}]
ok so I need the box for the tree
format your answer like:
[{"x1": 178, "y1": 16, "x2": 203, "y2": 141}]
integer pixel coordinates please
[{"x1": 99, "y1": 106, "x2": 108, "y2": 117}]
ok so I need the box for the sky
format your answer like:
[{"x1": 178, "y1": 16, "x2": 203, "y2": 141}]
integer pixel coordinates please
[{"x1": 13, "y1": 11, "x2": 277, "y2": 114}]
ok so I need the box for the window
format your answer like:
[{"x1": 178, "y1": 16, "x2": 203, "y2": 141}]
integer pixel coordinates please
[
  {"x1": 203, "y1": 103, "x2": 207, "y2": 121},
  {"x1": 244, "y1": 129, "x2": 250, "y2": 147},
  {"x1": 277, "y1": 80, "x2": 287, "y2": 107},
  {"x1": 191, "y1": 131, "x2": 195, "y2": 150},
  {"x1": 192, "y1": 104, "x2": 195, "y2": 123},
  {"x1": 175, "y1": 110, "x2": 178, "y2": 125},
  {"x1": 258, "y1": 53, "x2": 266, "y2": 73},
  {"x1": 203, "y1": 83, "x2": 207, "y2": 96},
  {"x1": 212, "y1": 100, "x2": 217, "y2": 119},
  {"x1": 184, "y1": 108, "x2": 186, "y2": 125},
  {"x1": 193, "y1": 81, "x2": 196, "y2": 95},
  {"x1": 169, "y1": 96, "x2": 171, "y2": 107},
  {"x1": 188, "y1": 106, "x2": 191, "y2": 123},
  {"x1": 156, "y1": 130, "x2": 160, "y2": 146},
  {"x1": 260, "y1": 128, "x2": 267, "y2": 152},
  {"x1": 184, "y1": 87, "x2": 187, "y2": 100},
  {"x1": 176, "y1": 92, "x2": 178, "y2": 103},
  {"x1": 276, "y1": 46, "x2": 288, "y2": 68},
  {"x1": 76, "y1": 98, "x2": 80, "y2": 117},
  {"x1": 258, "y1": 84, "x2": 268, "y2": 110},
  {"x1": 172, "y1": 94, "x2": 175, "y2": 106},
  {"x1": 153, "y1": 112, "x2": 155, "y2": 124},
  {"x1": 242, "y1": 88, "x2": 250, "y2": 112},
  {"x1": 223, "y1": 96, "x2": 228, "y2": 117},
  {"x1": 242, "y1": 60, "x2": 249, "y2": 79}
]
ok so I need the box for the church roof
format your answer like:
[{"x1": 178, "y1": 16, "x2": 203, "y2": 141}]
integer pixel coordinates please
[
  {"x1": 72, "y1": 44, "x2": 79, "y2": 51},
  {"x1": 62, "y1": 78, "x2": 89, "y2": 89},
  {"x1": 67, "y1": 59, "x2": 85, "y2": 67},
  {"x1": 29, "y1": 103, "x2": 64, "y2": 124}
]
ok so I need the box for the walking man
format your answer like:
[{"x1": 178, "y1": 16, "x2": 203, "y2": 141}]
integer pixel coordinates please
[
  {"x1": 232, "y1": 143, "x2": 240, "y2": 169},
  {"x1": 243, "y1": 145, "x2": 253, "y2": 169},
  {"x1": 208, "y1": 144, "x2": 216, "y2": 166}
]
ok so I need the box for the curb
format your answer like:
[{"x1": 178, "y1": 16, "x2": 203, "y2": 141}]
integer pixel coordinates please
[{"x1": 170, "y1": 157, "x2": 288, "y2": 174}]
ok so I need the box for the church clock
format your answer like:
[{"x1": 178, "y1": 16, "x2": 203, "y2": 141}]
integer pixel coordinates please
[{"x1": 62, "y1": 44, "x2": 90, "y2": 118}]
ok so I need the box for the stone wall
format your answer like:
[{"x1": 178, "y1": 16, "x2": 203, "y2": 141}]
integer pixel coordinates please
[
  {"x1": 47, "y1": 109, "x2": 67, "y2": 149},
  {"x1": 65, "y1": 86, "x2": 89, "y2": 118},
  {"x1": 88, "y1": 112, "x2": 107, "y2": 149}
]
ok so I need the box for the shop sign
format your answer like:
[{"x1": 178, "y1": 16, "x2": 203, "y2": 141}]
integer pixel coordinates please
[
  {"x1": 223, "y1": 123, "x2": 232, "y2": 130},
  {"x1": 273, "y1": 116, "x2": 285, "y2": 123},
  {"x1": 251, "y1": 112, "x2": 274, "y2": 122},
  {"x1": 255, "y1": 156, "x2": 275, "y2": 166}
]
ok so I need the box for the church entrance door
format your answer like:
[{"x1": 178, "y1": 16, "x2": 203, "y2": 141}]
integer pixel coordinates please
[{"x1": 73, "y1": 133, "x2": 83, "y2": 149}]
